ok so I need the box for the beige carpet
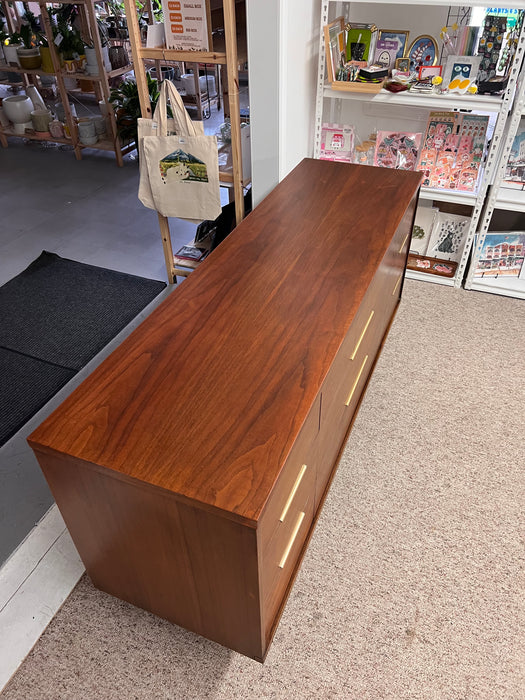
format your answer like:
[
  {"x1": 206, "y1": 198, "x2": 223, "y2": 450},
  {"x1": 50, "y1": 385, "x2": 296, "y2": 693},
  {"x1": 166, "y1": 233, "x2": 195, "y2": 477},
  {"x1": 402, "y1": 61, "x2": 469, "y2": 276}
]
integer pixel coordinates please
[{"x1": 2, "y1": 280, "x2": 524, "y2": 700}]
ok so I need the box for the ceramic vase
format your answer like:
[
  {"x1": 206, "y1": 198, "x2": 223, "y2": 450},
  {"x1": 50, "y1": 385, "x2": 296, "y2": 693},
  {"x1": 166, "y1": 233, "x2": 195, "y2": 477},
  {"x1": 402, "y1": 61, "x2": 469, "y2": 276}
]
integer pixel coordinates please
[{"x1": 2, "y1": 94, "x2": 33, "y2": 133}]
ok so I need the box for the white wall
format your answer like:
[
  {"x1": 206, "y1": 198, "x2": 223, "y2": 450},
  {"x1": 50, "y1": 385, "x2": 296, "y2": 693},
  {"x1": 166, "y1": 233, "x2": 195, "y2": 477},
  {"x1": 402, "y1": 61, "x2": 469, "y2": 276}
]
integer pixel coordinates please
[{"x1": 246, "y1": 0, "x2": 322, "y2": 204}]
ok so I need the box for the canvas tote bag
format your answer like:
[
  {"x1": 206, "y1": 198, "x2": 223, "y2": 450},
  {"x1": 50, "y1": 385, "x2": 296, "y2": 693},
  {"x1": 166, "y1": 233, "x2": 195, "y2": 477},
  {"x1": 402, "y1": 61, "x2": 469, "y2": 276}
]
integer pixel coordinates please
[{"x1": 138, "y1": 80, "x2": 222, "y2": 222}]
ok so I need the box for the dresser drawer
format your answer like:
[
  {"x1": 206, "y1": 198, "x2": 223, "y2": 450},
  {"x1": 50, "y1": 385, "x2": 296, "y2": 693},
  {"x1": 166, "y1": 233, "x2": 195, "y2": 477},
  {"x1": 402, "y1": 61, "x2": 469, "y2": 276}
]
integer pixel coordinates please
[{"x1": 258, "y1": 398, "x2": 319, "y2": 643}]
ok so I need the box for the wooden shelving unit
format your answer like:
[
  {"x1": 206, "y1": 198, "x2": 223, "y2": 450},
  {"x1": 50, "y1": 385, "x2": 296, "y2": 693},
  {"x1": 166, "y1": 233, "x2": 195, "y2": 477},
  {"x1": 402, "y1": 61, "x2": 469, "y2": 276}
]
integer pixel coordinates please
[
  {"x1": 313, "y1": 1, "x2": 525, "y2": 290},
  {"x1": 122, "y1": 0, "x2": 248, "y2": 283},
  {"x1": 0, "y1": 0, "x2": 133, "y2": 165}
]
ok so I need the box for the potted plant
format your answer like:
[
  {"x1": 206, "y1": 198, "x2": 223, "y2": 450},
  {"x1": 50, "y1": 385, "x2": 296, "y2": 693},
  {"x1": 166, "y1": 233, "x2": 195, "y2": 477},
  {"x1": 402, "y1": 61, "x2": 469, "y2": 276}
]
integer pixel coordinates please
[
  {"x1": 57, "y1": 23, "x2": 83, "y2": 73},
  {"x1": 109, "y1": 74, "x2": 161, "y2": 149},
  {"x1": 17, "y1": 22, "x2": 41, "y2": 70}
]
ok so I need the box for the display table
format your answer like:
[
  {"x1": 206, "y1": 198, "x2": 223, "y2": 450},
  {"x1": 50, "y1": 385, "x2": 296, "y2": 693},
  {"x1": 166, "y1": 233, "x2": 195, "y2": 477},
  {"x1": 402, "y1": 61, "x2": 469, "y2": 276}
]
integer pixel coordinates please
[{"x1": 28, "y1": 159, "x2": 421, "y2": 661}]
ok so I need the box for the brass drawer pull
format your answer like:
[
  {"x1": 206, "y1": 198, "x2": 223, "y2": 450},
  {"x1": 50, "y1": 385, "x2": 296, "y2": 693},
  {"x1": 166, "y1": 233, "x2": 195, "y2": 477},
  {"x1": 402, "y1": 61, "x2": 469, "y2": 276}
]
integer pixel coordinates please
[
  {"x1": 280, "y1": 464, "x2": 307, "y2": 522},
  {"x1": 278, "y1": 511, "x2": 305, "y2": 569},
  {"x1": 350, "y1": 310, "x2": 374, "y2": 361},
  {"x1": 345, "y1": 355, "x2": 369, "y2": 406},
  {"x1": 392, "y1": 273, "x2": 403, "y2": 296},
  {"x1": 398, "y1": 233, "x2": 409, "y2": 253}
]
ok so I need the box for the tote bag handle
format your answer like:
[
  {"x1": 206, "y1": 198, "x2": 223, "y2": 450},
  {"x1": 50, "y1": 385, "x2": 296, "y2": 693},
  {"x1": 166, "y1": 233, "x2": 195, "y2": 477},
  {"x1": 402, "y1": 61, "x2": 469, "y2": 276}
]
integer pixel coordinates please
[{"x1": 153, "y1": 79, "x2": 200, "y2": 137}]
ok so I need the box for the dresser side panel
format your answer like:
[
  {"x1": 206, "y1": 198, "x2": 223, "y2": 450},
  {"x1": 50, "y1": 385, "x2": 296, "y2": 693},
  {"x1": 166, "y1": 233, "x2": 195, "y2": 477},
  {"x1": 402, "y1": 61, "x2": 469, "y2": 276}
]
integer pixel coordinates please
[{"x1": 34, "y1": 448, "x2": 264, "y2": 660}]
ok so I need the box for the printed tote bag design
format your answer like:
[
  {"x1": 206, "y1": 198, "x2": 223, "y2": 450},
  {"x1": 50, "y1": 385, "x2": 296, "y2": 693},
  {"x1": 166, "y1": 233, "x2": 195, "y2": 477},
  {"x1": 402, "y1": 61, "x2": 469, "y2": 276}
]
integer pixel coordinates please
[{"x1": 138, "y1": 80, "x2": 221, "y2": 222}]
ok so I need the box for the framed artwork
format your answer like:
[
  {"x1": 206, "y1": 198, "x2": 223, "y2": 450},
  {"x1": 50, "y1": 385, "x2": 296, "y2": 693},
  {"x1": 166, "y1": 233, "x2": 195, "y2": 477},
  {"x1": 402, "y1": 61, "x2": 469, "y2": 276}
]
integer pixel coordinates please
[
  {"x1": 418, "y1": 65, "x2": 442, "y2": 80},
  {"x1": 406, "y1": 35, "x2": 438, "y2": 71},
  {"x1": 377, "y1": 29, "x2": 409, "y2": 60},
  {"x1": 474, "y1": 232, "x2": 525, "y2": 279},
  {"x1": 442, "y1": 55, "x2": 482, "y2": 92},
  {"x1": 395, "y1": 57, "x2": 410, "y2": 72},
  {"x1": 345, "y1": 23, "x2": 378, "y2": 63},
  {"x1": 323, "y1": 16, "x2": 346, "y2": 83}
]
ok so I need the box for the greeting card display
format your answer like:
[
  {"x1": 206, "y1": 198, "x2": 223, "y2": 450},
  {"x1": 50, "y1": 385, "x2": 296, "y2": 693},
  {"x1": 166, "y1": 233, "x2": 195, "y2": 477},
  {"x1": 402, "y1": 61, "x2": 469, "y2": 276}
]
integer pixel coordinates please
[
  {"x1": 474, "y1": 232, "x2": 525, "y2": 278},
  {"x1": 373, "y1": 131, "x2": 422, "y2": 170},
  {"x1": 426, "y1": 212, "x2": 470, "y2": 263},
  {"x1": 319, "y1": 123, "x2": 355, "y2": 162},
  {"x1": 442, "y1": 55, "x2": 481, "y2": 93},
  {"x1": 417, "y1": 111, "x2": 489, "y2": 192},
  {"x1": 411, "y1": 204, "x2": 439, "y2": 255},
  {"x1": 503, "y1": 124, "x2": 525, "y2": 188}
]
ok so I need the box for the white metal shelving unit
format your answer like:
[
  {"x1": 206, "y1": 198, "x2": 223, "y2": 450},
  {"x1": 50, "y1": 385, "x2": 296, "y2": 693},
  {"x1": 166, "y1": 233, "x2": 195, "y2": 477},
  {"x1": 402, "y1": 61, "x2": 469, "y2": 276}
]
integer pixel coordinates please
[
  {"x1": 314, "y1": 1, "x2": 525, "y2": 288},
  {"x1": 465, "y1": 50, "x2": 525, "y2": 299}
]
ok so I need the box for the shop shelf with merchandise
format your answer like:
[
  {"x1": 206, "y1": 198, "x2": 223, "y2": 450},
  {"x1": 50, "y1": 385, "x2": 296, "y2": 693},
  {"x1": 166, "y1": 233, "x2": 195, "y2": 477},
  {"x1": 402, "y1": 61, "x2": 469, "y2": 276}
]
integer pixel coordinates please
[
  {"x1": 465, "y1": 65, "x2": 525, "y2": 299},
  {"x1": 314, "y1": 1, "x2": 525, "y2": 289},
  {"x1": 0, "y1": 0, "x2": 132, "y2": 166}
]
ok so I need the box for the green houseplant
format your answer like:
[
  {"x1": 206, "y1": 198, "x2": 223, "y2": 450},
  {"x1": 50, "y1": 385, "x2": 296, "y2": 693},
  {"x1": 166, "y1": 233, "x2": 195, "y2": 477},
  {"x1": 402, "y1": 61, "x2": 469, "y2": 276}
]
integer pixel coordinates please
[
  {"x1": 109, "y1": 74, "x2": 161, "y2": 148},
  {"x1": 17, "y1": 20, "x2": 41, "y2": 69}
]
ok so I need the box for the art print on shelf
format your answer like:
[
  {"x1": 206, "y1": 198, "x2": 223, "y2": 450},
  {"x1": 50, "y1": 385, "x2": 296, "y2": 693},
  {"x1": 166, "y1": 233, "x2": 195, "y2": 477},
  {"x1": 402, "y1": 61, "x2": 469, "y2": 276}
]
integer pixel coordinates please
[
  {"x1": 345, "y1": 23, "x2": 378, "y2": 64},
  {"x1": 442, "y1": 55, "x2": 481, "y2": 93},
  {"x1": 406, "y1": 35, "x2": 438, "y2": 71},
  {"x1": 418, "y1": 65, "x2": 442, "y2": 80},
  {"x1": 374, "y1": 39, "x2": 398, "y2": 69},
  {"x1": 377, "y1": 29, "x2": 409, "y2": 60},
  {"x1": 474, "y1": 232, "x2": 525, "y2": 279},
  {"x1": 319, "y1": 123, "x2": 355, "y2": 163},
  {"x1": 503, "y1": 123, "x2": 525, "y2": 188},
  {"x1": 373, "y1": 131, "x2": 422, "y2": 171},
  {"x1": 395, "y1": 57, "x2": 410, "y2": 72},
  {"x1": 426, "y1": 212, "x2": 470, "y2": 263},
  {"x1": 411, "y1": 204, "x2": 439, "y2": 256}
]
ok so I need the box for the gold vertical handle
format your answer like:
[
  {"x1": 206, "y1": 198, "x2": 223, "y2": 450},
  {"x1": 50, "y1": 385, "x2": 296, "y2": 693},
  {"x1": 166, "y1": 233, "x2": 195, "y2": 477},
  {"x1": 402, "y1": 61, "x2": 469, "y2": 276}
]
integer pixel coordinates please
[
  {"x1": 350, "y1": 310, "x2": 374, "y2": 361},
  {"x1": 345, "y1": 355, "x2": 369, "y2": 406},
  {"x1": 278, "y1": 511, "x2": 305, "y2": 569},
  {"x1": 280, "y1": 464, "x2": 307, "y2": 522},
  {"x1": 398, "y1": 233, "x2": 409, "y2": 254},
  {"x1": 392, "y1": 273, "x2": 403, "y2": 296}
]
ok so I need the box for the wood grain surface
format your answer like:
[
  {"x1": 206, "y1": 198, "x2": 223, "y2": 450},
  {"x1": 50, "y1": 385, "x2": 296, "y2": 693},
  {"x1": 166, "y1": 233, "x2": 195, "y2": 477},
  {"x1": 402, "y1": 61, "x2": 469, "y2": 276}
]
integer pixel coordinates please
[{"x1": 29, "y1": 159, "x2": 422, "y2": 524}]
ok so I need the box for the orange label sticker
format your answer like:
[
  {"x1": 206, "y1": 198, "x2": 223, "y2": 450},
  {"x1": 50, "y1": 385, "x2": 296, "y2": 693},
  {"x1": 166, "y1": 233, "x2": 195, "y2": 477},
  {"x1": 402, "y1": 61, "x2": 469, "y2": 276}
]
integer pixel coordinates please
[
  {"x1": 171, "y1": 24, "x2": 184, "y2": 33},
  {"x1": 169, "y1": 12, "x2": 182, "y2": 21},
  {"x1": 167, "y1": 1, "x2": 181, "y2": 9}
]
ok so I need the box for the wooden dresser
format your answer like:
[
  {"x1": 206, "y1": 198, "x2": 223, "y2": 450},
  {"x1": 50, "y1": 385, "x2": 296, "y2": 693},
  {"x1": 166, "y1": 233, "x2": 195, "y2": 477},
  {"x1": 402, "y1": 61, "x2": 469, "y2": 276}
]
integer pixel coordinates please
[{"x1": 28, "y1": 159, "x2": 421, "y2": 661}]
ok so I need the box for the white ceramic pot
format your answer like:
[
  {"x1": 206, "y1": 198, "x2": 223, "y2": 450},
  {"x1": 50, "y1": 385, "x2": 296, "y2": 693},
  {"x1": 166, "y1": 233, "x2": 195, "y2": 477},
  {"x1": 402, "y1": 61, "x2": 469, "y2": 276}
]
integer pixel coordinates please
[
  {"x1": 2, "y1": 94, "x2": 33, "y2": 126},
  {"x1": 3, "y1": 43, "x2": 22, "y2": 66},
  {"x1": 77, "y1": 117, "x2": 97, "y2": 145},
  {"x1": 85, "y1": 46, "x2": 98, "y2": 67}
]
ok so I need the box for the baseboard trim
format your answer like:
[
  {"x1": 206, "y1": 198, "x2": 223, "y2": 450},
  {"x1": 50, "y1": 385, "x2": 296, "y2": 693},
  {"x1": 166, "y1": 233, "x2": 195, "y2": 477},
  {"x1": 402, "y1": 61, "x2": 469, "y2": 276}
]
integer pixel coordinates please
[{"x1": 0, "y1": 505, "x2": 85, "y2": 692}]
